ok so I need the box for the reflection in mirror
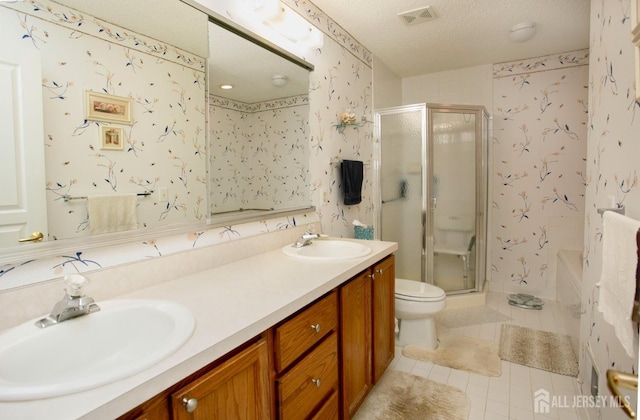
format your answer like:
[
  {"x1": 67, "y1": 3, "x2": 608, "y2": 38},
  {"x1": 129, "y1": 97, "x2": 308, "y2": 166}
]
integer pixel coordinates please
[
  {"x1": 208, "y1": 19, "x2": 311, "y2": 220},
  {"x1": 0, "y1": 0, "x2": 208, "y2": 251}
]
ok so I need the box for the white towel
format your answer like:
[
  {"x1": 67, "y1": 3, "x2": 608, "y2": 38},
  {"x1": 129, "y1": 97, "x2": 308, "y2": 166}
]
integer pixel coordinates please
[
  {"x1": 87, "y1": 194, "x2": 138, "y2": 235},
  {"x1": 598, "y1": 211, "x2": 640, "y2": 357}
]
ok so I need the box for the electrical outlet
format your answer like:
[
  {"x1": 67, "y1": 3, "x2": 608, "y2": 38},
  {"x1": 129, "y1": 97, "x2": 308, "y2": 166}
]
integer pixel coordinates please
[{"x1": 158, "y1": 187, "x2": 168, "y2": 201}]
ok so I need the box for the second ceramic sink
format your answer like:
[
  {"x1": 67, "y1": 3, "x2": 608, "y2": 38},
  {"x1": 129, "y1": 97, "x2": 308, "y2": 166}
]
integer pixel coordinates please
[{"x1": 282, "y1": 239, "x2": 372, "y2": 260}]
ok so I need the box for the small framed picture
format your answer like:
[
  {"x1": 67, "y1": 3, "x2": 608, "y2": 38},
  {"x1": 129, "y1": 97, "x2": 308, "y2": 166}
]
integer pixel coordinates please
[
  {"x1": 85, "y1": 91, "x2": 133, "y2": 124},
  {"x1": 99, "y1": 125, "x2": 124, "y2": 150}
]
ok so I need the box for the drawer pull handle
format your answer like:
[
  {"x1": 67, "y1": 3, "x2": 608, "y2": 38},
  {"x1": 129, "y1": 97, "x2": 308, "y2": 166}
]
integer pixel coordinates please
[
  {"x1": 311, "y1": 378, "x2": 322, "y2": 387},
  {"x1": 182, "y1": 397, "x2": 198, "y2": 413},
  {"x1": 310, "y1": 324, "x2": 321, "y2": 333}
]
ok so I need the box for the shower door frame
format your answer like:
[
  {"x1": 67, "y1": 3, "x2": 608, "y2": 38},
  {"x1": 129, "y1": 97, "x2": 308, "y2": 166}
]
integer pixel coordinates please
[
  {"x1": 374, "y1": 104, "x2": 428, "y2": 284},
  {"x1": 374, "y1": 103, "x2": 488, "y2": 294},
  {"x1": 425, "y1": 104, "x2": 488, "y2": 295}
]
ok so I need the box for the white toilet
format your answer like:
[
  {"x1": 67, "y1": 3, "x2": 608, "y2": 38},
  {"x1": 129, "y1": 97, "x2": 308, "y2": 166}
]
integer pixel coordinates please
[{"x1": 395, "y1": 278, "x2": 446, "y2": 349}]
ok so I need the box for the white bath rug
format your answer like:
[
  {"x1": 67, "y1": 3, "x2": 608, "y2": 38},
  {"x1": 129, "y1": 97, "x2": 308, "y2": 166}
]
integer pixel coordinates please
[
  {"x1": 437, "y1": 305, "x2": 511, "y2": 329},
  {"x1": 353, "y1": 371, "x2": 470, "y2": 420},
  {"x1": 402, "y1": 333, "x2": 502, "y2": 377}
]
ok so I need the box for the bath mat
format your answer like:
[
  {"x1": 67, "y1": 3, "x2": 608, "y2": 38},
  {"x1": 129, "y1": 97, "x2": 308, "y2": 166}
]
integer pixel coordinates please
[
  {"x1": 499, "y1": 324, "x2": 578, "y2": 377},
  {"x1": 402, "y1": 333, "x2": 502, "y2": 377},
  {"x1": 437, "y1": 305, "x2": 512, "y2": 329},
  {"x1": 353, "y1": 371, "x2": 470, "y2": 420}
]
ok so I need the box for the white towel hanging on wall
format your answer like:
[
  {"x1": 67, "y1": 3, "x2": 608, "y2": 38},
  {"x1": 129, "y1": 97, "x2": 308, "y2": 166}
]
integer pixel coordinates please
[
  {"x1": 598, "y1": 211, "x2": 640, "y2": 357},
  {"x1": 87, "y1": 193, "x2": 138, "y2": 235}
]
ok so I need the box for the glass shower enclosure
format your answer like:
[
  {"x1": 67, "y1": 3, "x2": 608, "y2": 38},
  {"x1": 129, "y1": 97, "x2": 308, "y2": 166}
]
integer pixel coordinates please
[{"x1": 374, "y1": 104, "x2": 488, "y2": 294}]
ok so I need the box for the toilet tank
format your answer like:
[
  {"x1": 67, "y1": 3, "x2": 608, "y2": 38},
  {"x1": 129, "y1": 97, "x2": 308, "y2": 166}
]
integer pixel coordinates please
[{"x1": 556, "y1": 249, "x2": 583, "y2": 356}]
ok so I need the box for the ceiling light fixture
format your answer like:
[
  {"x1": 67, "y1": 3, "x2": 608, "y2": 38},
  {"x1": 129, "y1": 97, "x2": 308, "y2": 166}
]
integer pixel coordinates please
[
  {"x1": 509, "y1": 22, "x2": 537, "y2": 43},
  {"x1": 249, "y1": 0, "x2": 324, "y2": 49},
  {"x1": 271, "y1": 75, "x2": 287, "y2": 87},
  {"x1": 219, "y1": 84, "x2": 234, "y2": 90}
]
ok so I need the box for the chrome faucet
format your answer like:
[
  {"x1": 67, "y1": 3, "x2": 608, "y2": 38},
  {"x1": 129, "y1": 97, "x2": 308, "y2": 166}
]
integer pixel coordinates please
[
  {"x1": 293, "y1": 232, "x2": 320, "y2": 248},
  {"x1": 35, "y1": 275, "x2": 100, "y2": 328}
]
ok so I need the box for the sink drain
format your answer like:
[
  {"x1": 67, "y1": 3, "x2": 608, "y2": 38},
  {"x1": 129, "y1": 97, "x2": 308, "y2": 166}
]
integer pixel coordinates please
[{"x1": 508, "y1": 293, "x2": 544, "y2": 310}]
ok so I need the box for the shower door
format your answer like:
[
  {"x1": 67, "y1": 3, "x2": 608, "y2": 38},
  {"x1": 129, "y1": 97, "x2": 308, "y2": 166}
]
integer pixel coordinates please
[
  {"x1": 375, "y1": 104, "x2": 488, "y2": 294},
  {"x1": 427, "y1": 106, "x2": 488, "y2": 294},
  {"x1": 375, "y1": 105, "x2": 427, "y2": 283}
]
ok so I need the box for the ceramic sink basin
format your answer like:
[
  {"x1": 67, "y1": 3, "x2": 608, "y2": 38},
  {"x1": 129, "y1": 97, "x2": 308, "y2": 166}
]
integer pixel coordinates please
[
  {"x1": 0, "y1": 299, "x2": 195, "y2": 401},
  {"x1": 282, "y1": 239, "x2": 372, "y2": 260}
]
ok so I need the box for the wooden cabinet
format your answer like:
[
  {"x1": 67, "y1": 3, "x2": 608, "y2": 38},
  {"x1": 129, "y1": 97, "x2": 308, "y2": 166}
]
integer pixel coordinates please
[
  {"x1": 372, "y1": 255, "x2": 395, "y2": 383},
  {"x1": 170, "y1": 338, "x2": 271, "y2": 420},
  {"x1": 274, "y1": 291, "x2": 339, "y2": 420},
  {"x1": 118, "y1": 255, "x2": 394, "y2": 420},
  {"x1": 339, "y1": 270, "x2": 372, "y2": 419},
  {"x1": 340, "y1": 255, "x2": 395, "y2": 419}
]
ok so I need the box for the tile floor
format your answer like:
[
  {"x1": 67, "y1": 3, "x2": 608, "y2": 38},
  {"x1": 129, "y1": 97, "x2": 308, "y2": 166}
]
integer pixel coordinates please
[{"x1": 387, "y1": 290, "x2": 583, "y2": 420}]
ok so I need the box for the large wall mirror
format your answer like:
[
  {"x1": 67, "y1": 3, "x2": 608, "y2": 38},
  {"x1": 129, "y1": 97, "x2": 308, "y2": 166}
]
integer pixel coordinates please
[
  {"x1": 0, "y1": 0, "x2": 313, "y2": 263},
  {"x1": 208, "y1": 19, "x2": 312, "y2": 222}
]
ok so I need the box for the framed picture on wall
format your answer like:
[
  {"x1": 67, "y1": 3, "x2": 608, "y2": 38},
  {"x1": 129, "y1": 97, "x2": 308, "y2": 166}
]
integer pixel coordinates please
[
  {"x1": 632, "y1": 0, "x2": 640, "y2": 100},
  {"x1": 85, "y1": 91, "x2": 133, "y2": 124},
  {"x1": 99, "y1": 125, "x2": 124, "y2": 150}
]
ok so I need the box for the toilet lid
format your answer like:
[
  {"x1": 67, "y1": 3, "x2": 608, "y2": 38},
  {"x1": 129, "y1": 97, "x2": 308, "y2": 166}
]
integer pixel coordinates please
[{"x1": 395, "y1": 278, "x2": 445, "y2": 301}]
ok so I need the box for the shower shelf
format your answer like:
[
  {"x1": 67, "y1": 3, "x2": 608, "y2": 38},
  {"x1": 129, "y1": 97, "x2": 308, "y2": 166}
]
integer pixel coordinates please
[{"x1": 334, "y1": 121, "x2": 371, "y2": 133}]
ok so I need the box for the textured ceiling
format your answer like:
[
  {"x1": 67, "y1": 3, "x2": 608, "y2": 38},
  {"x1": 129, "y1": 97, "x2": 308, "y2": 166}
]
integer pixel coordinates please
[{"x1": 310, "y1": 0, "x2": 590, "y2": 77}]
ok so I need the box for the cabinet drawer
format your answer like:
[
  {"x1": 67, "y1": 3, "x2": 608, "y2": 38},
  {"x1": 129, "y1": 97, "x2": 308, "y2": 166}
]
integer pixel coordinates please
[
  {"x1": 277, "y1": 333, "x2": 338, "y2": 420},
  {"x1": 310, "y1": 389, "x2": 339, "y2": 420},
  {"x1": 274, "y1": 291, "x2": 337, "y2": 372}
]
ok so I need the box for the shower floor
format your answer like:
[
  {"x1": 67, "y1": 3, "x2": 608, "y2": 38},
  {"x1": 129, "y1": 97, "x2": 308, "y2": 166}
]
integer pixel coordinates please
[{"x1": 434, "y1": 253, "x2": 476, "y2": 292}]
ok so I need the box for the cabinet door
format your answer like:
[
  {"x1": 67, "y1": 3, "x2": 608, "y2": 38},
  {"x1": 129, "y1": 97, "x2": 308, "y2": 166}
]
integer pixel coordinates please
[
  {"x1": 339, "y1": 270, "x2": 372, "y2": 419},
  {"x1": 171, "y1": 339, "x2": 271, "y2": 420},
  {"x1": 372, "y1": 255, "x2": 395, "y2": 383}
]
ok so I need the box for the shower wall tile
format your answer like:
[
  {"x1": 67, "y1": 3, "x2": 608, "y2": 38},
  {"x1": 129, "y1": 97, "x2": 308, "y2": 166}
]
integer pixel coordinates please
[{"x1": 491, "y1": 50, "x2": 589, "y2": 300}]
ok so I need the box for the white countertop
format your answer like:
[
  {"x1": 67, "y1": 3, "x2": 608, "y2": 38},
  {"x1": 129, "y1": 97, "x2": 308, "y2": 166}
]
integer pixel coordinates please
[{"x1": 0, "y1": 239, "x2": 397, "y2": 420}]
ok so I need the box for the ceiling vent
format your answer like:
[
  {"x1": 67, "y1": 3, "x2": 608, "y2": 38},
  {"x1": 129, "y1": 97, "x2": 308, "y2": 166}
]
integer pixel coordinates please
[{"x1": 398, "y1": 6, "x2": 437, "y2": 26}]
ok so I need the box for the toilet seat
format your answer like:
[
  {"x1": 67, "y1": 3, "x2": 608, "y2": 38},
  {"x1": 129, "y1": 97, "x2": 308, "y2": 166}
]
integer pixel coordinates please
[{"x1": 395, "y1": 278, "x2": 445, "y2": 302}]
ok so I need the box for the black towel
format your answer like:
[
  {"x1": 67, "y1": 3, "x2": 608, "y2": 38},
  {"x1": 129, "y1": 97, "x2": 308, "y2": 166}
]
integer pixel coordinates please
[{"x1": 341, "y1": 160, "x2": 363, "y2": 205}]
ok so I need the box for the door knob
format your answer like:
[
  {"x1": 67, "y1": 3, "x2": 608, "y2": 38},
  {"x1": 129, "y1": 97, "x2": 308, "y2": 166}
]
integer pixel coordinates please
[
  {"x1": 182, "y1": 397, "x2": 198, "y2": 413},
  {"x1": 19, "y1": 231, "x2": 44, "y2": 243}
]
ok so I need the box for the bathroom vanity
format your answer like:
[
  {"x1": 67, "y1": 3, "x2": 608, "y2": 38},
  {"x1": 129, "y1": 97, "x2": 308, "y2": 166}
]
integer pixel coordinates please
[{"x1": 0, "y1": 238, "x2": 397, "y2": 419}]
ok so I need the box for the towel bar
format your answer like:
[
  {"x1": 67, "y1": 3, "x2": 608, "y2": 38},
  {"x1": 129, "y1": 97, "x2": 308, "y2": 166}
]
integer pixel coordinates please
[
  {"x1": 62, "y1": 191, "x2": 153, "y2": 202},
  {"x1": 597, "y1": 206, "x2": 625, "y2": 216},
  {"x1": 329, "y1": 159, "x2": 370, "y2": 166}
]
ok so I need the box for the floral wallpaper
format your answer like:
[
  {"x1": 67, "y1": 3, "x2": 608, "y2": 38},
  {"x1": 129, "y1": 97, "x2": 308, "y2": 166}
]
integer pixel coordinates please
[
  {"x1": 209, "y1": 94, "x2": 310, "y2": 214},
  {"x1": 491, "y1": 50, "x2": 589, "y2": 300},
  {"x1": 579, "y1": 1, "x2": 640, "y2": 417},
  {"x1": 0, "y1": 0, "x2": 375, "y2": 290},
  {"x1": 0, "y1": 0, "x2": 207, "y2": 241}
]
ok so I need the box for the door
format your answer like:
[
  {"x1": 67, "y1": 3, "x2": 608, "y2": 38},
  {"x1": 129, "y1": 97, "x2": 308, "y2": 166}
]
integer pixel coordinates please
[
  {"x1": 171, "y1": 338, "x2": 271, "y2": 419},
  {"x1": 427, "y1": 106, "x2": 487, "y2": 293},
  {"x1": 0, "y1": 45, "x2": 47, "y2": 246},
  {"x1": 340, "y1": 270, "x2": 372, "y2": 419},
  {"x1": 372, "y1": 255, "x2": 395, "y2": 383},
  {"x1": 375, "y1": 105, "x2": 427, "y2": 282}
]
